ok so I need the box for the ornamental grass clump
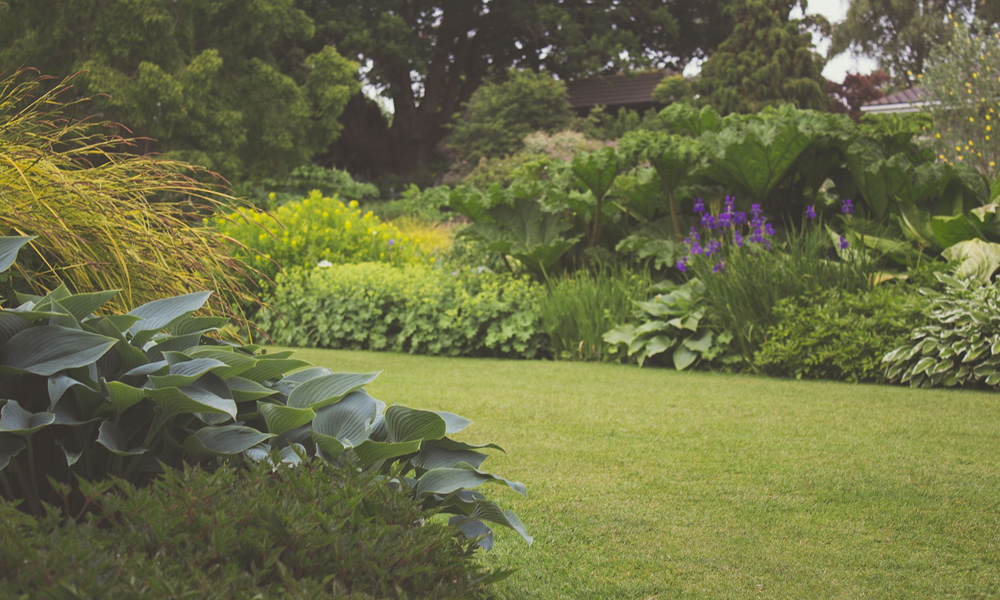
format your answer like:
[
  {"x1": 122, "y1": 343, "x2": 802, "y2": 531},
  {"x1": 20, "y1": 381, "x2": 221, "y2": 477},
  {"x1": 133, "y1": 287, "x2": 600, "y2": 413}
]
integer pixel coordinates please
[{"x1": 677, "y1": 197, "x2": 878, "y2": 362}]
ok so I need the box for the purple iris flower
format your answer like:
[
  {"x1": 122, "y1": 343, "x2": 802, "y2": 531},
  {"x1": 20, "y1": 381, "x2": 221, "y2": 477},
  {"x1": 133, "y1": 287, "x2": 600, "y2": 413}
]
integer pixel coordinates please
[
  {"x1": 839, "y1": 235, "x2": 849, "y2": 249},
  {"x1": 693, "y1": 198, "x2": 705, "y2": 214},
  {"x1": 712, "y1": 261, "x2": 725, "y2": 274},
  {"x1": 805, "y1": 205, "x2": 816, "y2": 219},
  {"x1": 841, "y1": 198, "x2": 853, "y2": 215},
  {"x1": 676, "y1": 257, "x2": 687, "y2": 272}
]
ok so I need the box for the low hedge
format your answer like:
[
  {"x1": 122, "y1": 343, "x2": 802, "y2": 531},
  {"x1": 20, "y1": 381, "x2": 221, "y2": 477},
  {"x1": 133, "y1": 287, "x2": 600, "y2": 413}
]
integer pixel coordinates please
[
  {"x1": 0, "y1": 461, "x2": 500, "y2": 599},
  {"x1": 754, "y1": 285, "x2": 927, "y2": 383},
  {"x1": 259, "y1": 263, "x2": 547, "y2": 358}
]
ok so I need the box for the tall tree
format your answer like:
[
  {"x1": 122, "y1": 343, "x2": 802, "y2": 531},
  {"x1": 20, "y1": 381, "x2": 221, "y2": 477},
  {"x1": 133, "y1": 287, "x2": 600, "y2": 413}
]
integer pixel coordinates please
[
  {"x1": 831, "y1": 0, "x2": 999, "y2": 86},
  {"x1": 0, "y1": 0, "x2": 359, "y2": 181},
  {"x1": 301, "y1": 0, "x2": 734, "y2": 177},
  {"x1": 695, "y1": 0, "x2": 830, "y2": 114}
]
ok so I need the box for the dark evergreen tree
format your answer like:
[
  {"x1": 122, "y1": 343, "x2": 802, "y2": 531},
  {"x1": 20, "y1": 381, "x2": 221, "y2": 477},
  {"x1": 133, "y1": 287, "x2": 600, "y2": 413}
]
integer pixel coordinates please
[{"x1": 695, "y1": 0, "x2": 830, "y2": 115}]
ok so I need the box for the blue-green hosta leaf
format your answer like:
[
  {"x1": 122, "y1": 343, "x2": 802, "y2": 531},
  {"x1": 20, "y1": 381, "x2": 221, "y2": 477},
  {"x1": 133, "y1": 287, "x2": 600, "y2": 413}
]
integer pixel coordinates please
[
  {"x1": 0, "y1": 400, "x2": 56, "y2": 435},
  {"x1": 0, "y1": 437, "x2": 26, "y2": 471},
  {"x1": 258, "y1": 402, "x2": 316, "y2": 435},
  {"x1": 187, "y1": 348, "x2": 257, "y2": 379},
  {"x1": 352, "y1": 439, "x2": 421, "y2": 468},
  {"x1": 127, "y1": 291, "x2": 212, "y2": 336},
  {"x1": 449, "y1": 516, "x2": 494, "y2": 550},
  {"x1": 48, "y1": 374, "x2": 97, "y2": 406},
  {"x1": 102, "y1": 380, "x2": 147, "y2": 414},
  {"x1": 148, "y1": 358, "x2": 229, "y2": 389},
  {"x1": 426, "y1": 437, "x2": 505, "y2": 454},
  {"x1": 0, "y1": 236, "x2": 34, "y2": 273},
  {"x1": 642, "y1": 335, "x2": 673, "y2": 359},
  {"x1": 91, "y1": 315, "x2": 142, "y2": 335},
  {"x1": 96, "y1": 421, "x2": 146, "y2": 456},
  {"x1": 286, "y1": 372, "x2": 381, "y2": 410},
  {"x1": 182, "y1": 426, "x2": 274, "y2": 458},
  {"x1": 57, "y1": 290, "x2": 120, "y2": 322},
  {"x1": 170, "y1": 316, "x2": 230, "y2": 336},
  {"x1": 312, "y1": 432, "x2": 347, "y2": 460},
  {"x1": 942, "y1": 239, "x2": 1000, "y2": 283},
  {"x1": 146, "y1": 333, "x2": 205, "y2": 360},
  {"x1": 449, "y1": 499, "x2": 532, "y2": 546},
  {"x1": 683, "y1": 331, "x2": 714, "y2": 353},
  {"x1": 385, "y1": 405, "x2": 447, "y2": 443},
  {"x1": 415, "y1": 464, "x2": 527, "y2": 498},
  {"x1": 672, "y1": 345, "x2": 698, "y2": 371},
  {"x1": 55, "y1": 438, "x2": 82, "y2": 467},
  {"x1": 240, "y1": 358, "x2": 312, "y2": 384},
  {"x1": 271, "y1": 366, "x2": 333, "y2": 395},
  {"x1": 51, "y1": 396, "x2": 99, "y2": 426},
  {"x1": 312, "y1": 391, "x2": 378, "y2": 447},
  {"x1": 226, "y1": 377, "x2": 278, "y2": 403},
  {"x1": 0, "y1": 312, "x2": 31, "y2": 345},
  {"x1": 124, "y1": 360, "x2": 169, "y2": 378},
  {"x1": 412, "y1": 444, "x2": 488, "y2": 471},
  {"x1": 146, "y1": 380, "x2": 236, "y2": 420},
  {"x1": 603, "y1": 324, "x2": 637, "y2": 347},
  {"x1": 435, "y1": 411, "x2": 472, "y2": 435},
  {"x1": 0, "y1": 326, "x2": 117, "y2": 376}
]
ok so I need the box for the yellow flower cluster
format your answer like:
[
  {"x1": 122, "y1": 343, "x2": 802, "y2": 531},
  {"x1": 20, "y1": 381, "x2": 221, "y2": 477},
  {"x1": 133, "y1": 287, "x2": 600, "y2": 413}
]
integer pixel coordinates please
[{"x1": 213, "y1": 190, "x2": 425, "y2": 279}]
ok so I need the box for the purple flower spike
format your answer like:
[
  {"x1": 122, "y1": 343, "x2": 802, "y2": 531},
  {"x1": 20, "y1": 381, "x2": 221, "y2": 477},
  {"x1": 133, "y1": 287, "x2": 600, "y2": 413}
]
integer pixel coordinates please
[
  {"x1": 676, "y1": 257, "x2": 687, "y2": 272},
  {"x1": 764, "y1": 222, "x2": 775, "y2": 236},
  {"x1": 702, "y1": 213, "x2": 716, "y2": 229},
  {"x1": 841, "y1": 198, "x2": 854, "y2": 215},
  {"x1": 712, "y1": 261, "x2": 725, "y2": 274},
  {"x1": 839, "y1": 235, "x2": 849, "y2": 249},
  {"x1": 805, "y1": 205, "x2": 816, "y2": 219},
  {"x1": 734, "y1": 231, "x2": 744, "y2": 247},
  {"x1": 693, "y1": 198, "x2": 705, "y2": 214},
  {"x1": 751, "y1": 203, "x2": 763, "y2": 219},
  {"x1": 691, "y1": 242, "x2": 703, "y2": 255},
  {"x1": 724, "y1": 196, "x2": 735, "y2": 213}
]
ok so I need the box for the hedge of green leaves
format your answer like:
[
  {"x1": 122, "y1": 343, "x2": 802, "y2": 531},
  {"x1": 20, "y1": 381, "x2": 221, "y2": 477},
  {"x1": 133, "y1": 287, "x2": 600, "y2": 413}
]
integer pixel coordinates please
[
  {"x1": 1, "y1": 461, "x2": 501, "y2": 599},
  {"x1": 260, "y1": 263, "x2": 546, "y2": 359},
  {"x1": 755, "y1": 286, "x2": 927, "y2": 383}
]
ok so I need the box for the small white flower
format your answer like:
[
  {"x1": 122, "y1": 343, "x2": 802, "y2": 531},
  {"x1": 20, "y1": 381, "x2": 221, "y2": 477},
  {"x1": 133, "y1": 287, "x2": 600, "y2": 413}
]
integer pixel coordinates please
[{"x1": 317, "y1": 260, "x2": 333, "y2": 268}]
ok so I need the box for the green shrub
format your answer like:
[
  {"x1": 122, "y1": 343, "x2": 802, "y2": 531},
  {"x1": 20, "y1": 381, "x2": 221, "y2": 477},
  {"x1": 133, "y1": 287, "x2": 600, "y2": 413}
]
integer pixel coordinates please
[
  {"x1": 214, "y1": 190, "x2": 427, "y2": 283},
  {"x1": 373, "y1": 184, "x2": 455, "y2": 222},
  {"x1": 0, "y1": 237, "x2": 529, "y2": 546},
  {"x1": 539, "y1": 263, "x2": 654, "y2": 361},
  {"x1": 259, "y1": 263, "x2": 546, "y2": 359},
  {"x1": 0, "y1": 461, "x2": 502, "y2": 599},
  {"x1": 604, "y1": 278, "x2": 743, "y2": 370},
  {"x1": 755, "y1": 285, "x2": 927, "y2": 383},
  {"x1": 883, "y1": 274, "x2": 1000, "y2": 389}
]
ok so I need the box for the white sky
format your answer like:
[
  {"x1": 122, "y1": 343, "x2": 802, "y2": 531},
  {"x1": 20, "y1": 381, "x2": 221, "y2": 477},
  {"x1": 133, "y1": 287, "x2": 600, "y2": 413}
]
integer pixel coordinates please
[{"x1": 800, "y1": 0, "x2": 878, "y2": 82}]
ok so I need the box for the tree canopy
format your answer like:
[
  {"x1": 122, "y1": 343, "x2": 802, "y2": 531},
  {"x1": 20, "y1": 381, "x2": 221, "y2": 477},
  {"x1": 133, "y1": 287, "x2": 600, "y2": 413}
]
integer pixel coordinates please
[
  {"x1": 0, "y1": 0, "x2": 359, "y2": 181},
  {"x1": 695, "y1": 0, "x2": 830, "y2": 114},
  {"x1": 831, "y1": 0, "x2": 1000, "y2": 86},
  {"x1": 302, "y1": 0, "x2": 734, "y2": 176}
]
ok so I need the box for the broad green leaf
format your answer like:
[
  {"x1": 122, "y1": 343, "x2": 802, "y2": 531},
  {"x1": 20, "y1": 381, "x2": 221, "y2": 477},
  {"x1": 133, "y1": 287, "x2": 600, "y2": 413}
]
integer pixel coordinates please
[
  {"x1": 0, "y1": 312, "x2": 31, "y2": 345},
  {"x1": 415, "y1": 465, "x2": 526, "y2": 497},
  {"x1": 427, "y1": 437, "x2": 505, "y2": 454},
  {"x1": 942, "y1": 239, "x2": 1000, "y2": 283},
  {"x1": 257, "y1": 402, "x2": 316, "y2": 435},
  {"x1": 240, "y1": 358, "x2": 312, "y2": 383},
  {"x1": 603, "y1": 325, "x2": 637, "y2": 347},
  {"x1": 449, "y1": 499, "x2": 532, "y2": 546},
  {"x1": 182, "y1": 426, "x2": 274, "y2": 458},
  {"x1": 0, "y1": 236, "x2": 34, "y2": 273},
  {"x1": 58, "y1": 290, "x2": 120, "y2": 321},
  {"x1": 673, "y1": 344, "x2": 698, "y2": 371},
  {"x1": 931, "y1": 214, "x2": 983, "y2": 248},
  {"x1": 124, "y1": 360, "x2": 169, "y2": 378},
  {"x1": 48, "y1": 374, "x2": 94, "y2": 406},
  {"x1": 170, "y1": 316, "x2": 230, "y2": 336},
  {"x1": 96, "y1": 421, "x2": 145, "y2": 456},
  {"x1": 0, "y1": 326, "x2": 116, "y2": 376},
  {"x1": 352, "y1": 439, "x2": 421, "y2": 468},
  {"x1": 286, "y1": 372, "x2": 380, "y2": 410},
  {"x1": 146, "y1": 381, "x2": 236, "y2": 420},
  {"x1": 412, "y1": 444, "x2": 488, "y2": 471},
  {"x1": 311, "y1": 391, "x2": 377, "y2": 447},
  {"x1": 385, "y1": 405, "x2": 447, "y2": 443},
  {"x1": 643, "y1": 335, "x2": 673, "y2": 358},
  {"x1": 187, "y1": 348, "x2": 257, "y2": 379},
  {"x1": 0, "y1": 437, "x2": 26, "y2": 471},
  {"x1": 149, "y1": 358, "x2": 229, "y2": 389},
  {"x1": 127, "y1": 291, "x2": 212, "y2": 336},
  {"x1": 103, "y1": 380, "x2": 147, "y2": 414},
  {"x1": 0, "y1": 400, "x2": 55, "y2": 435},
  {"x1": 683, "y1": 331, "x2": 714, "y2": 353},
  {"x1": 226, "y1": 377, "x2": 278, "y2": 403},
  {"x1": 311, "y1": 431, "x2": 347, "y2": 460},
  {"x1": 571, "y1": 147, "x2": 621, "y2": 201},
  {"x1": 435, "y1": 411, "x2": 472, "y2": 435}
]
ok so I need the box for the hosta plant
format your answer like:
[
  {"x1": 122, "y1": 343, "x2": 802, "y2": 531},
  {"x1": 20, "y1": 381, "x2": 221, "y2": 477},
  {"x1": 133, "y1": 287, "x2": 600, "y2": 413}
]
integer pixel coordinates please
[
  {"x1": 603, "y1": 278, "x2": 741, "y2": 370},
  {"x1": 883, "y1": 274, "x2": 1000, "y2": 389},
  {"x1": 0, "y1": 237, "x2": 528, "y2": 548}
]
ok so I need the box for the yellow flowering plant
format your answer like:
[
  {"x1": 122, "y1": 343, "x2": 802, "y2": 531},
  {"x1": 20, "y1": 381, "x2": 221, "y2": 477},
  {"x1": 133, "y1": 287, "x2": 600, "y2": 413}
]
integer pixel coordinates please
[
  {"x1": 923, "y1": 17, "x2": 1000, "y2": 179},
  {"x1": 214, "y1": 190, "x2": 424, "y2": 282}
]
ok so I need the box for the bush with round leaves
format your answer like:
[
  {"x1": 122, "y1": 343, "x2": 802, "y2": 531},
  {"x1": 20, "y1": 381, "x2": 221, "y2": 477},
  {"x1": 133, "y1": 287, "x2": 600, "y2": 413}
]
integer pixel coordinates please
[{"x1": 0, "y1": 236, "x2": 529, "y2": 548}]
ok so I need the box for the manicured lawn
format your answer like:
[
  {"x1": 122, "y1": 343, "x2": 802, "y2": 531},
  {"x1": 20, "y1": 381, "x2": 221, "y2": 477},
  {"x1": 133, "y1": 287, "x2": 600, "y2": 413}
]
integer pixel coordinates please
[{"x1": 285, "y1": 347, "x2": 1000, "y2": 599}]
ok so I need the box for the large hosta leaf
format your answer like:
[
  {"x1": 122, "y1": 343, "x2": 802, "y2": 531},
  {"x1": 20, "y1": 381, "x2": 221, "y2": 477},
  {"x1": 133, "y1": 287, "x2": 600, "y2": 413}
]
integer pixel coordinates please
[
  {"x1": 0, "y1": 437, "x2": 26, "y2": 470},
  {"x1": 0, "y1": 400, "x2": 56, "y2": 435},
  {"x1": 127, "y1": 291, "x2": 212, "y2": 336},
  {"x1": 942, "y1": 239, "x2": 1000, "y2": 283},
  {"x1": 146, "y1": 378, "x2": 236, "y2": 420},
  {"x1": 96, "y1": 421, "x2": 146, "y2": 456},
  {"x1": 449, "y1": 499, "x2": 533, "y2": 547},
  {"x1": 0, "y1": 236, "x2": 34, "y2": 273},
  {"x1": 148, "y1": 358, "x2": 229, "y2": 388},
  {"x1": 257, "y1": 402, "x2": 316, "y2": 435},
  {"x1": 412, "y1": 444, "x2": 488, "y2": 471},
  {"x1": 240, "y1": 358, "x2": 312, "y2": 383},
  {"x1": 58, "y1": 290, "x2": 120, "y2": 322},
  {"x1": 286, "y1": 372, "x2": 380, "y2": 410},
  {"x1": 226, "y1": 377, "x2": 278, "y2": 402},
  {"x1": 311, "y1": 391, "x2": 378, "y2": 447},
  {"x1": 352, "y1": 439, "x2": 421, "y2": 468},
  {"x1": 415, "y1": 464, "x2": 527, "y2": 497},
  {"x1": 103, "y1": 380, "x2": 147, "y2": 414},
  {"x1": 182, "y1": 426, "x2": 274, "y2": 458},
  {"x1": 385, "y1": 405, "x2": 447, "y2": 443},
  {"x1": 0, "y1": 326, "x2": 116, "y2": 376},
  {"x1": 187, "y1": 347, "x2": 257, "y2": 379}
]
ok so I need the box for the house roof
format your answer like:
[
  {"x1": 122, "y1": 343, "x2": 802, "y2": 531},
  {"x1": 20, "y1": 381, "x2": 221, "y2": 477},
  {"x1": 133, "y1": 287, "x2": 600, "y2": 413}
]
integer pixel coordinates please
[
  {"x1": 564, "y1": 70, "x2": 672, "y2": 109},
  {"x1": 861, "y1": 86, "x2": 929, "y2": 113}
]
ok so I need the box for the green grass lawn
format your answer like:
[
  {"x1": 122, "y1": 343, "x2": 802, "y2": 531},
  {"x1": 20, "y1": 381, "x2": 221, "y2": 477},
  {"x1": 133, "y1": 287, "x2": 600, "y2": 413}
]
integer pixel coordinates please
[{"x1": 285, "y1": 347, "x2": 1000, "y2": 600}]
